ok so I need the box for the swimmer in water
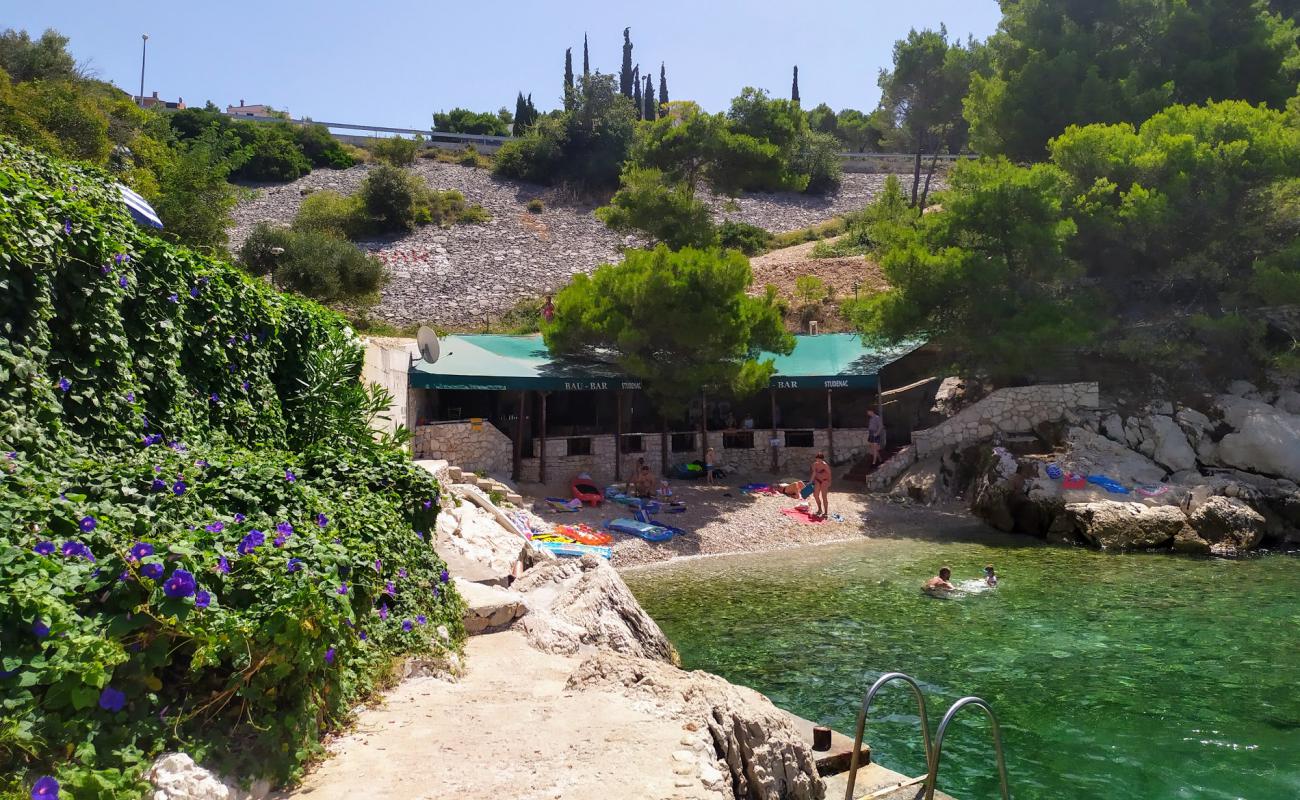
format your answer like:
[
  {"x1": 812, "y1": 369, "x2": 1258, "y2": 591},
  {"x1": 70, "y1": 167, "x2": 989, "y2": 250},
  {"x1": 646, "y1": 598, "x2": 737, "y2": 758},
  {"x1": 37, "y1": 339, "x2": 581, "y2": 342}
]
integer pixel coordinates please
[
  {"x1": 984, "y1": 565, "x2": 998, "y2": 588},
  {"x1": 923, "y1": 567, "x2": 956, "y2": 593}
]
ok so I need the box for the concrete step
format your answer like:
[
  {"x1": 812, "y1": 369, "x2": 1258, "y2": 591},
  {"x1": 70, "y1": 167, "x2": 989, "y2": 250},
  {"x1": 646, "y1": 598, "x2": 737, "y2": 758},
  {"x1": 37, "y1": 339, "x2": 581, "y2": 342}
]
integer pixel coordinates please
[
  {"x1": 446, "y1": 466, "x2": 464, "y2": 483},
  {"x1": 823, "y1": 766, "x2": 957, "y2": 800}
]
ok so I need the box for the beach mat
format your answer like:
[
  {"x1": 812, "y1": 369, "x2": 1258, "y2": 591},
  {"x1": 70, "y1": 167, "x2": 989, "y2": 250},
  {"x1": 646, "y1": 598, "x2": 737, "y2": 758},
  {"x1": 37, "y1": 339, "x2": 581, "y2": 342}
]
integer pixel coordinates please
[{"x1": 781, "y1": 507, "x2": 826, "y2": 524}]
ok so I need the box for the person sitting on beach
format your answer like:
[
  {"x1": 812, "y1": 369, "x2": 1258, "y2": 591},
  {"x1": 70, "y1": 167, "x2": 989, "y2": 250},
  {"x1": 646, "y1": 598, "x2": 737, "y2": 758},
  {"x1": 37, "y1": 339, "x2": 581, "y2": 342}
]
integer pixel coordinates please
[
  {"x1": 625, "y1": 456, "x2": 646, "y2": 492},
  {"x1": 984, "y1": 565, "x2": 998, "y2": 588},
  {"x1": 633, "y1": 465, "x2": 656, "y2": 498},
  {"x1": 923, "y1": 567, "x2": 956, "y2": 593}
]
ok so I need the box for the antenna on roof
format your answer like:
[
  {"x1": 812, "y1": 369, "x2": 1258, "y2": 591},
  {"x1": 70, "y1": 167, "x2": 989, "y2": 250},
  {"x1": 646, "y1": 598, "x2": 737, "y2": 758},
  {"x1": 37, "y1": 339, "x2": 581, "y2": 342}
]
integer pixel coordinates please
[{"x1": 416, "y1": 326, "x2": 441, "y2": 364}]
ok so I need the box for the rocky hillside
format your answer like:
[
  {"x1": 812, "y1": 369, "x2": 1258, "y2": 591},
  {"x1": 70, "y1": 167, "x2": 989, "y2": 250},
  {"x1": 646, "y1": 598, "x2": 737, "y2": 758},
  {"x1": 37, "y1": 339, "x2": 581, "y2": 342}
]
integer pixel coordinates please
[{"x1": 229, "y1": 162, "x2": 907, "y2": 329}]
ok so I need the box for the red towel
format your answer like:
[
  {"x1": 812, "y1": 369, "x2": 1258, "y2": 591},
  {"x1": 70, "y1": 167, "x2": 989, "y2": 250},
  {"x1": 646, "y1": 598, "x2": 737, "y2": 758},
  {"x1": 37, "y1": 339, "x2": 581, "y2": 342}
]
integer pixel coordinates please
[{"x1": 780, "y1": 507, "x2": 826, "y2": 524}]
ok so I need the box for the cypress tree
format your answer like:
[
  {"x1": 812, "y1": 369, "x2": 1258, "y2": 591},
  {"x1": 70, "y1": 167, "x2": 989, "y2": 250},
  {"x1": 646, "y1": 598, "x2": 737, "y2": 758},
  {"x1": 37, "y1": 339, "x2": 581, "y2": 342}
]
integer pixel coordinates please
[
  {"x1": 632, "y1": 65, "x2": 643, "y2": 119},
  {"x1": 525, "y1": 93, "x2": 537, "y2": 128},
  {"x1": 659, "y1": 62, "x2": 669, "y2": 107},
  {"x1": 583, "y1": 33, "x2": 590, "y2": 77},
  {"x1": 513, "y1": 91, "x2": 527, "y2": 136},
  {"x1": 792, "y1": 65, "x2": 800, "y2": 104},
  {"x1": 620, "y1": 27, "x2": 634, "y2": 98},
  {"x1": 564, "y1": 48, "x2": 574, "y2": 109},
  {"x1": 644, "y1": 74, "x2": 657, "y2": 120}
]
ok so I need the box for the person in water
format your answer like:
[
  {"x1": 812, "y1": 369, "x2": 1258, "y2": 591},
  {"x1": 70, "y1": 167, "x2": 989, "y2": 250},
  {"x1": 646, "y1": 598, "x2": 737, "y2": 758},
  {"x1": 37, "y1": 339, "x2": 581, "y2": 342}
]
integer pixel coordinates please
[
  {"x1": 984, "y1": 565, "x2": 998, "y2": 588},
  {"x1": 924, "y1": 567, "x2": 956, "y2": 592}
]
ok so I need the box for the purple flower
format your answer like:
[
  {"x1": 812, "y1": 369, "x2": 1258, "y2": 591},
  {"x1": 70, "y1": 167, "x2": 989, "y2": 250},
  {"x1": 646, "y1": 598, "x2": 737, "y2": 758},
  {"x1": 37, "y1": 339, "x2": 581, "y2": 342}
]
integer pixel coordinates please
[
  {"x1": 144, "y1": 433, "x2": 163, "y2": 447},
  {"x1": 101, "y1": 263, "x2": 112, "y2": 275},
  {"x1": 6, "y1": 451, "x2": 16, "y2": 459},
  {"x1": 190, "y1": 285, "x2": 200, "y2": 298},
  {"x1": 227, "y1": 363, "x2": 237, "y2": 373},
  {"x1": 285, "y1": 469, "x2": 296, "y2": 483},
  {"x1": 169, "y1": 440, "x2": 186, "y2": 452},
  {"x1": 324, "y1": 647, "x2": 336, "y2": 665},
  {"x1": 31, "y1": 775, "x2": 59, "y2": 799},
  {"x1": 217, "y1": 556, "x2": 230, "y2": 574},
  {"x1": 287, "y1": 557, "x2": 303, "y2": 573},
  {"x1": 98, "y1": 686, "x2": 126, "y2": 712},
  {"x1": 115, "y1": 253, "x2": 128, "y2": 264},
  {"x1": 402, "y1": 619, "x2": 413, "y2": 632},
  {"x1": 126, "y1": 391, "x2": 136, "y2": 403},
  {"x1": 131, "y1": 542, "x2": 154, "y2": 561},
  {"x1": 359, "y1": 630, "x2": 367, "y2": 640},
  {"x1": 237, "y1": 530, "x2": 264, "y2": 555},
  {"x1": 118, "y1": 275, "x2": 128, "y2": 289},
  {"x1": 316, "y1": 513, "x2": 329, "y2": 528},
  {"x1": 150, "y1": 478, "x2": 166, "y2": 492},
  {"x1": 118, "y1": 571, "x2": 130, "y2": 582},
  {"x1": 204, "y1": 521, "x2": 224, "y2": 534},
  {"x1": 167, "y1": 293, "x2": 179, "y2": 304},
  {"x1": 57, "y1": 377, "x2": 71, "y2": 393},
  {"x1": 273, "y1": 533, "x2": 288, "y2": 548},
  {"x1": 199, "y1": 276, "x2": 209, "y2": 286},
  {"x1": 417, "y1": 614, "x2": 427, "y2": 625},
  {"x1": 415, "y1": 530, "x2": 424, "y2": 540},
  {"x1": 32, "y1": 619, "x2": 50, "y2": 638},
  {"x1": 398, "y1": 568, "x2": 407, "y2": 578},
  {"x1": 163, "y1": 569, "x2": 196, "y2": 599},
  {"x1": 196, "y1": 459, "x2": 209, "y2": 468},
  {"x1": 374, "y1": 559, "x2": 382, "y2": 574},
  {"x1": 79, "y1": 516, "x2": 97, "y2": 532},
  {"x1": 63, "y1": 220, "x2": 72, "y2": 235},
  {"x1": 423, "y1": 499, "x2": 433, "y2": 510},
  {"x1": 33, "y1": 541, "x2": 54, "y2": 556},
  {"x1": 439, "y1": 569, "x2": 449, "y2": 584},
  {"x1": 377, "y1": 604, "x2": 389, "y2": 621},
  {"x1": 433, "y1": 586, "x2": 440, "y2": 599},
  {"x1": 234, "y1": 513, "x2": 246, "y2": 523},
  {"x1": 141, "y1": 562, "x2": 164, "y2": 580},
  {"x1": 195, "y1": 590, "x2": 211, "y2": 609},
  {"x1": 61, "y1": 541, "x2": 94, "y2": 562},
  {"x1": 385, "y1": 581, "x2": 396, "y2": 595},
  {"x1": 209, "y1": 392, "x2": 219, "y2": 404},
  {"x1": 172, "y1": 479, "x2": 186, "y2": 495},
  {"x1": 276, "y1": 522, "x2": 293, "y2": 536},
  {"x1": 337, "y1": 583, "x2": 348, "y2": 595},
  {"x1": 241, "y1": 380, "x2": 251, "y2": 392}
]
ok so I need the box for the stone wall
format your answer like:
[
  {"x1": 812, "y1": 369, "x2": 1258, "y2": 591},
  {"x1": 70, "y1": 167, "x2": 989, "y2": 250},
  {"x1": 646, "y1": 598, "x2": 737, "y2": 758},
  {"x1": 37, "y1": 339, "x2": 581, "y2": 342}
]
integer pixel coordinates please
[
  {"x1": 517, "y1": 428, "x2": 874, "y2": 484},
  {"x1": 361, "y1": 339, "x2": 415, "y2": 437},
  {"x1": 911, "y1": 382, "x2": 1099, "y2": 458},
  {"x1": 412, "y1": 421, "x2": 513, "y2": 475}
]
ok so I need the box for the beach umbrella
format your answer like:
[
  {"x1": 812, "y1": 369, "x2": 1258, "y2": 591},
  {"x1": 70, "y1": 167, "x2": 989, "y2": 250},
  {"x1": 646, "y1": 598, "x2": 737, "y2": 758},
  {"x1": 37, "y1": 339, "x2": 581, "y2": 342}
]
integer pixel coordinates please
[{"x1": 117, "y1": 183, "x2": 164, "y2": 229}]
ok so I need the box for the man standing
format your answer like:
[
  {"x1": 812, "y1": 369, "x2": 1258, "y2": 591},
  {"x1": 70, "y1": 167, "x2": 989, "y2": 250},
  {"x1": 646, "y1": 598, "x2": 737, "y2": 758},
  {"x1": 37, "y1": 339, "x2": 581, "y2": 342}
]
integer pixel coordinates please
[{"x1": 866, "y1": 408, "x2": 885, "y2": 465}]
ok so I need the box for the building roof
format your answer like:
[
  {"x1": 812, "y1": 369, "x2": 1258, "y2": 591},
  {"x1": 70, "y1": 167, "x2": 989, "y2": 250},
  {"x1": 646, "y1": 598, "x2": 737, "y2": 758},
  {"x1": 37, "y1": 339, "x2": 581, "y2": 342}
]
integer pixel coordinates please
[{"x1": 408, "y1": 333, "x2": 922, "y2": 392}]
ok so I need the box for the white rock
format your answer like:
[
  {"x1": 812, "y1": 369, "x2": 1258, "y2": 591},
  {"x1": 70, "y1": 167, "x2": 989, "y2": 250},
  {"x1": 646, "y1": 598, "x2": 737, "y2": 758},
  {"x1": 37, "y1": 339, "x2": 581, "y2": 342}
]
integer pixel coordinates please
[
  {"x1": 453, "y1": 577, "x2": 526, "y2": 634},
  {"x1": 1274, "y1": 389, "x2": 1300, "y2": 416},
  {"x1": 1215, "y1": 398, "x2": 1300, "y2": 482},
  {"x1": 1101, "y1": 413, "x2": 1125, "y2": 443},
  {"x1": 1146, "y1": 415, "x2": 1198, "y2": 472},
  {"x1": 146, "y1": 753, "x2": 266, "y2": 800}
]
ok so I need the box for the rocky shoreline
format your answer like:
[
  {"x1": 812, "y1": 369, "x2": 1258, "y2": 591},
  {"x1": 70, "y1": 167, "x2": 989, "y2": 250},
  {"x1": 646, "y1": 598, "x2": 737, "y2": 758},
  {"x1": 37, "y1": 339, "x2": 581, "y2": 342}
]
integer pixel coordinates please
[{"x1": 228, "y1": 162, "x2": 911, "y2": 329}]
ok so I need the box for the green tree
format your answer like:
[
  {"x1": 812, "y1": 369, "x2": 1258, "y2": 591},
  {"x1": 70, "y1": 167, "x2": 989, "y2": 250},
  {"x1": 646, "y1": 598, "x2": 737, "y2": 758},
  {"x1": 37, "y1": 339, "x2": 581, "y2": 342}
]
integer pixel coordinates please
[
  {"x1": 633, "y1": 65, "x2": 643, "y2": 119},
  {"x1": 371, "y1": 134, "x2": 419, "y2": 166},
  {"x1": 433, "y1": 107, "x2": 511, "y2": 136},
  {"x1": 239, "y1": 223, "x2": 386, "y2": 307},
  {"x1": 545, "y1": 246, "x2": 794, "y2": 421},
  {"x1": 152, "y1": 127, "x2": 245, "y2": 252},
  {"x1": 791, "y1": 65, "x2": 800, "y2": 104},
  {"x1": 808, "y1": 103, "x2": 838, "y2": 137},
  {"x1": 620, "y1": 27, "x2": 635, "y2": 98},
  {"x1": 967, "y1": 0, "x2": 1300, "y2": 160},
  {"x1": 564, "y1": 47, "x2": 575, "y2": 108},
  {"x1": 358, "y1": 164, "x2": 426, "y2": 232},
  {"x1": 644, "y1": 73, "x2": 658, "y2": 121},
  {"x1": 659, "y1": 62, "x2": 669, "y2": 107},
  {"x1": 0, "y1": 28, "x2": 78, "y2": 82},
  {"x1": 596, "y1": 167, "x2": 717, "y2": 248},
  {"x1": 583, "y1": 33, "x2": 590, "y2": 76}
]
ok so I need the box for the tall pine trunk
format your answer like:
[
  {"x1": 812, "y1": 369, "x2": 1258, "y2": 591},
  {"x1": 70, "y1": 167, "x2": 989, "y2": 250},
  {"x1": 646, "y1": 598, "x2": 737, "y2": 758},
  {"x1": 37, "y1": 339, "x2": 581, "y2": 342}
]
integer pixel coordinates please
[
  {"x1": 919, "y1": 149, "x2": 941, "y2": 209},
  {"x1": 911, "y1": 145, "x2": 923, "y2": 207}
]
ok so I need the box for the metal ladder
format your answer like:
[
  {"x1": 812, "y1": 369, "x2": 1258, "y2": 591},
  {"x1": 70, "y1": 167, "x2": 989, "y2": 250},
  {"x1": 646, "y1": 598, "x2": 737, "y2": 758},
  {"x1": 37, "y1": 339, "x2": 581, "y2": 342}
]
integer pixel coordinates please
[{"x1": 843, "y1": 673, "x2": 1011, "y2": 800}]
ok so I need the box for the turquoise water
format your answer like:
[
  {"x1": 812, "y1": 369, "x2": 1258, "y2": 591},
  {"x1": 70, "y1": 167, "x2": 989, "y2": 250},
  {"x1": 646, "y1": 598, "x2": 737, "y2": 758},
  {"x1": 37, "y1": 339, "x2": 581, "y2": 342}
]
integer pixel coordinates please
[{"x1": 625, "y1": 530, "x2": 1300, "y2": 800}]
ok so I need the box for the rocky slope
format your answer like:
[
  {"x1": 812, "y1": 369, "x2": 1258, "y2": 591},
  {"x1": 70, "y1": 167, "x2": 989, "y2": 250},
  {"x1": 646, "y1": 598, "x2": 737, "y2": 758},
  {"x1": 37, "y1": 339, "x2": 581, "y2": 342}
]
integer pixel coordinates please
[{"x1": 228, "y1": 162, "x2": 908, "y2": 329}]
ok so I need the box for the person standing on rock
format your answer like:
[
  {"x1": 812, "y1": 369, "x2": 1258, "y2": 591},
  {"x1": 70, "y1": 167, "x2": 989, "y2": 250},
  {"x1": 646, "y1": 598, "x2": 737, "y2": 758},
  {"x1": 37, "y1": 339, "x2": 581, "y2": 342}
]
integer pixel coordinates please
[
  {"x1": 810, "y1": 452, "x2": 832, "y2": 518},
  {"x1": 867, "y1": 408, "x2": 885, "y2": 465}
]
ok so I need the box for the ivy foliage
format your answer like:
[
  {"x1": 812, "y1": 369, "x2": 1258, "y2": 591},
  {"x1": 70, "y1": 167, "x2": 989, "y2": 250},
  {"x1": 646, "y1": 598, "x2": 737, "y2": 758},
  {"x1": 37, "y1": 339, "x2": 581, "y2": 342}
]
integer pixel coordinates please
[{"x1": 0, "y1": 141, "x2": 463, "y2": 798}]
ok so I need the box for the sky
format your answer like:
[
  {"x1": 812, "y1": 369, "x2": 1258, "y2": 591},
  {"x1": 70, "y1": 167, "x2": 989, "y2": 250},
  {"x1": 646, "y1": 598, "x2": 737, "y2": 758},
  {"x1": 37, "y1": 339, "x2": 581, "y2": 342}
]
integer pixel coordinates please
[{"x1": 9, "y1": 0, "x2": 1001, "y2": 130}]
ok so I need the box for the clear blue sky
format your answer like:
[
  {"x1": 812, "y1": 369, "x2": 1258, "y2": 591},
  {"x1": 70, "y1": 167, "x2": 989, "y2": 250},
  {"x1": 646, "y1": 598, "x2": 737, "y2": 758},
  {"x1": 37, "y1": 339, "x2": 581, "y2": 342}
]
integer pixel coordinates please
[{"x1": 10, "y1": 0, "x2": 1000, "y2": 129}]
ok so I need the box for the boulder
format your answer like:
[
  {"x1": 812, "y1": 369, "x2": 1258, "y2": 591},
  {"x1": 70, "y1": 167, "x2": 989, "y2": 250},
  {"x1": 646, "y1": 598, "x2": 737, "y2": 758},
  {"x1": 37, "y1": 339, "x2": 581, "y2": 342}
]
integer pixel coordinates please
[
  {"x1": 1188, "y1": 496, "x2": 1266, "y2": 550},
  {"x1": 1215, "y1": 398, "x2": 1300, "y2": 482},
  {"x1": 1059, "y1": 501, "x2": 1190, "y2": 550},
  {"x1": 1274, "y1": 389, "x2": 1300, "y2": 416},
  {"x1": 512, "y1": 555, "x2": 678, "y2": 664},
  {"x1": 1100, "y1": 413, "x2": 1126, "y2": 444},
  {"x1": 1062, "y1": 427, "x2": 1168, "y2": 485},
  {"x1": 889, "y1": 455, "x2": 946, "y2": 505},
  {"x1": 147, "y1": 753, "x2": 268, "y2": 800},
  {"x1": 1144, "y1": 415, "x2": 1198, "y2": 473},
  {"x1": 453, "y1": 577, "x2": 526, "y2": 634},
  {"x1": 1171, "y1": 527, "x2": 1211, "y2": 555},
  {"x1": 566, "y1": 652, "x2": 825, "y2": 800},
  {"x1": 1227, "y1": 379, "x2": 1259, "y2": 398},
  {"x1": 437, "y1": 504, "x2": 528, "y2": 586}
]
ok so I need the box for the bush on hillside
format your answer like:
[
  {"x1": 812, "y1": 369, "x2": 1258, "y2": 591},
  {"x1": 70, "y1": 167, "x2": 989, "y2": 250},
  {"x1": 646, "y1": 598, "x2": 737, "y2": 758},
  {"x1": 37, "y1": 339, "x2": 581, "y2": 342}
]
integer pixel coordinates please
[
  {"x1": 239, "y1": 223, "x2": 386, "y2": 306},
  {"x1": 790, "y1": 130, "x2": 842, "y2": 195},
  {"x1": 0, "y1": 142, "x2": 462, "y2": 797},
  {"x1": 811, "y1": 175, "x2": 915, "y2": 258},
  {"x1": 293, "y1": 123, "x2": 357, "y2": 169},
  {"x1": 294, "y1": 189, "x2": 363, "y2": 239},
  {"x1": 355, "y1": 166, "x2": 488, "y2": 234},
  {"x1": 596, "y1": 167, "x2": 717, "y2": 249},
  {"x1": 432, "y1": 107, "x2": 512, "y2": 137},
  {"x1": 371, "y1": 135, "x2": 419, "y2": 166},
  {"x1": 718, "y1": 220, "x2": 772, "y2": 255}
]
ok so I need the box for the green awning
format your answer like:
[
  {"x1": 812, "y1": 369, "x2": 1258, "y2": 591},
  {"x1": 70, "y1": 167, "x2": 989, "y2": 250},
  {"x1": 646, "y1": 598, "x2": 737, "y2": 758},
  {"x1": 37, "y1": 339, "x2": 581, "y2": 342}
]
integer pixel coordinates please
[{"x1": 408, "y1": 333, "x2": 922, "y2": 391}]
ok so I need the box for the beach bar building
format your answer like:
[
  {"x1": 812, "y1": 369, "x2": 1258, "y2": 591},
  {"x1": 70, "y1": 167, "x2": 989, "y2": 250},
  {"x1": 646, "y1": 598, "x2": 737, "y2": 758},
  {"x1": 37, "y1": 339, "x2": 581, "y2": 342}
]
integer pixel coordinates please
[{"x1": 400, "y1": 333, "x2": 936, "y2": 483}]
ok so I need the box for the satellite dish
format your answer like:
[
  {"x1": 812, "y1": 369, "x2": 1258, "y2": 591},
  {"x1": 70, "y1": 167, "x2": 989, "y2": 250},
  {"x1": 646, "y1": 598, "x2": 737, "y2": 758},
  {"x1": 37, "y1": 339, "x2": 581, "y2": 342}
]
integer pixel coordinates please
[{"x1": 416, "y1": 326, "x2": 441, "y2": 364}]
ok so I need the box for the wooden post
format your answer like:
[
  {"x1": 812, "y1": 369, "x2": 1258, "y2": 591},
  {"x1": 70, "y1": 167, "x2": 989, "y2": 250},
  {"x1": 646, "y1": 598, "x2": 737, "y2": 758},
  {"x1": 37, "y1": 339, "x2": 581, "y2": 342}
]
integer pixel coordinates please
[
  {"x1": 770, "y1": 388, "x2": 779, "y2": 474},
  {"x1": 615, "y1": 390, "x2": 624, "y2": 482},
  {"x1": 539, "y1": 391, "x2": 548, "y2": 485},
  {"x1": 826, "y1": 388, "x2": 835, "y2": 465},
  {"x1": 512, "y1": 390, "x2": 524, "y2": 482},
  {"x1": 699, "y1": 390, "x2": 708, "y2": 464},
  {"x1": 660, "y1": 417, "x2": 668, "y2": 476}
]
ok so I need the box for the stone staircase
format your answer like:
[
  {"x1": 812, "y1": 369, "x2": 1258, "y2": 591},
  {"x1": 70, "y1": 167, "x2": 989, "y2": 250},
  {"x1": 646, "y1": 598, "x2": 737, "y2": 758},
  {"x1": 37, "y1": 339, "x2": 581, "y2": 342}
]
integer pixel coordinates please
[{"x1": 444, "y1": 465, "x2": 523, "y2": 505}]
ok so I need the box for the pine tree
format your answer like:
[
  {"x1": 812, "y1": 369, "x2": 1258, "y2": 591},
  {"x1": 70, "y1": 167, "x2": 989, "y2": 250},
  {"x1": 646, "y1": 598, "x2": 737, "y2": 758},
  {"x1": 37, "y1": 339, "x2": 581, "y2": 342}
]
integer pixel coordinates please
[
  {"x1": 564, "y1": 47, "x2": 574, "y2": 109},
  {"x1": 583, "y1": 33, "x2": 590, "y2": 77},
  {"x1": 659, "y1": 62, "x2": 669, "y2": 107},
  {"x1": 644, "y1": 74, "x2": 657, "y2": 120},
  {"x1": 632, "y1": 65, "x2": 643, "y2": 119},
  {"x1": 513, "y1": 91, "x2": 528, "y2": 136},
  {"x1": 620, "y1": 27, "x2": 635, "y2": 98},
  {"x1": 792, "y1": 65, "x2": 800, "y2": 104}
]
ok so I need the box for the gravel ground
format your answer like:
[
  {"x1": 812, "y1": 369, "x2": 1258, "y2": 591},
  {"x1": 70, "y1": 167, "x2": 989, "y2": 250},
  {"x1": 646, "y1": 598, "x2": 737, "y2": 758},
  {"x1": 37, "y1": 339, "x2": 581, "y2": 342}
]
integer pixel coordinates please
[
  {"x1": 228, "y1": 163, "x2": 914, "y2": 330},
  {"x1": 518, "y1": 469, "x2": 952, "y2": 569}
]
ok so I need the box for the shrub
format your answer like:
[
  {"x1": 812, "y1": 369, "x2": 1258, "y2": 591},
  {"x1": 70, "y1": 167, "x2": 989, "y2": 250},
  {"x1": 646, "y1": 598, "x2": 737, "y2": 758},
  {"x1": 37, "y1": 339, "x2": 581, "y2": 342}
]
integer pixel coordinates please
[
  {"x1": 457, "y1": 145, "x2": 487, "y2": 168},
  {"x1": 294, "y1": 189, "x2": 363, "y2": 239},
  {"x1": 526, "y1": 197, "x2": 545, "y2": 213},
  {"x1": 0, "y1": 142, "x2": 462, "y2": 795},
  {"x1": 240, "y1": 224, "x2": 386, "y2": 306},
  {"x1": 790, "y1": 130, "x2": 842, "y2": 194},
  {"x1": 795, "y1": 274, "x2": 829, "y2": 306},
  {"x1": 358, "y1": 164, "x2": 425, "y2": 232},
  {"x1": 718, "y1": 221, "x2": 772, "y2": 255},
  {"x1": 294, "y1": 123, "x2": 357, "y2": 169},
  {"x1": 371, "y1": 135, "x2": 419, "y2": 166},
  {"x1": 432, "y1": 107, "x2": 511, "y2": 136},
  {"x1": 233, "y1": 124, "x2": 312, "y2": 183},
  {"x1": 494, "y1": 115, "x2": 566, "y2": 184},
  {"x1": 456, "y1": 203, "x2": 491, "y2": 224},
  {"x1": 596, "y1": 167, "x2": 717, "y2": 249}
]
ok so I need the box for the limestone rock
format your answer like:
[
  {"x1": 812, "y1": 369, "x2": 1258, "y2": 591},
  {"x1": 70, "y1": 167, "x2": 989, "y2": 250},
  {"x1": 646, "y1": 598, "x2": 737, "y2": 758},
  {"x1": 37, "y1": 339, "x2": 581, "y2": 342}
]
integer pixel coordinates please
[
  {"x1": 1062, "y1": 427, "x2": 1168, "y2": 485},
  {"x1": 566, "y1": 652, "x2": 825, "y2": 800},
  {"x1": 1145, "y1": 415, "x2": 1198, "y2": 472},
  {"x1": 1215, "y1": 398, "x2": 1300, "y2": 482},
  {"x1": 1100, "y1": 413, "x2": 1125, "y2": 443},
  {"x1": 453, "y1": 578, "x2": 527, "y2": 634},
  {"x1": 147, "y1": 753, "x2": 267, "y2": 800},
  {"x1": 512, "y1": 555, "x2": 678, "y2": 664},
  {"x1": 1274, "y1": 389, "x2": 1300, "y2": 416},
  {"x1": 1171, "y1": 527, "x2": 1211, "y2": 555},
  {"x1": 1059, "y1": 501, "x2": 1190, "y2": 550},
  {"x1": 889, "y1": 455, "x2": 946, "y2": 505},
  {"x1": 1227, "y1": 379, "x2": 1259, "y2": 398},
  {"x1": 437, "y1": 504, "x2": 527, "y2": 585},
  {"x1": 1188, "y1": 496, "x2": 1266, "y2": 550}
]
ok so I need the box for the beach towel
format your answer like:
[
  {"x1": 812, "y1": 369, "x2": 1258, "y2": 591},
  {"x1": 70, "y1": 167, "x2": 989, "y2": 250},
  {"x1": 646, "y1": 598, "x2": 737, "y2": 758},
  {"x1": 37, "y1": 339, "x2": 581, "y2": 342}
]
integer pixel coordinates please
[
  {"x1": 781, "y1": 507, "x2": 826, "y2": 524},
  {"x1": 1086, "y1": 475, "x2": 1130, "y2": 494},
  {"x1": 1136, "y1": 485, "x2": 1171, "y2": 498},
  {"x1": 545, "y1": 497, "x2": 583, "y2": 512},
  {"x1": 1062, "y1": 473, "x2": 1087, "y2": 490}
]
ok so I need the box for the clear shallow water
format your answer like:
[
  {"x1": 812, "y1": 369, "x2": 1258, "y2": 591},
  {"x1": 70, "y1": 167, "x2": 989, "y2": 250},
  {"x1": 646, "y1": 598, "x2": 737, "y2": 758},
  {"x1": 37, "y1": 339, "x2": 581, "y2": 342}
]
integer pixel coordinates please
[{"x1": 625, "y1": 532, "x2": 1300, "y2": 800}]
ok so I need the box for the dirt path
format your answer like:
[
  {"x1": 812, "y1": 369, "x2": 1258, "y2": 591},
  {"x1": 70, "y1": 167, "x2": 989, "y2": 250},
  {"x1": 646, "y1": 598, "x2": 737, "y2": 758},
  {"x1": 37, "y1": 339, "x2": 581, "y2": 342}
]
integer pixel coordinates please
[{"x1": 281, "y1": 630, "x2": 719, "y2": 800}]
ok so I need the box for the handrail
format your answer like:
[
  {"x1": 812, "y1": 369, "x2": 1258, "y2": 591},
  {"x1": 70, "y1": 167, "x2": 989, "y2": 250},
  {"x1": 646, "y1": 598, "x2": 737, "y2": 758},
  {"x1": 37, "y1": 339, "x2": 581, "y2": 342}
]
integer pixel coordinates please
[
  {"x1": 844, "y1": 672, "x2": 933, "y2": 800},
  {"x1": 923, "y1": 696, "x2": 1011, "y2": 800}
]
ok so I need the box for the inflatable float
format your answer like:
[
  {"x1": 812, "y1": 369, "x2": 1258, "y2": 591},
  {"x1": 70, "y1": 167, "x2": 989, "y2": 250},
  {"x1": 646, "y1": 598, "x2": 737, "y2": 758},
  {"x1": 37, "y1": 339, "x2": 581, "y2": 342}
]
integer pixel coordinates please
[
  {"x1": 571, "y1": 478, "x2": 603, "y2": 506},
  {"x1": 533, "y1": 540, "x2": 612, "y2": 559},
  {"x1": 554, "y1": 523, "x2": 613, "y2": 546},
  {"x1": 606, "y1": 518, "x2": 675, "y2": 542}
]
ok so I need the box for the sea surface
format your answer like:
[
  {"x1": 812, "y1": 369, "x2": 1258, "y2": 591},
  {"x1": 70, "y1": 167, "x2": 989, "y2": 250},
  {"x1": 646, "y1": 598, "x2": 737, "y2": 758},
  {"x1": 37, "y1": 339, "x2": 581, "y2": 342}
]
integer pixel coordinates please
[{"x1": 626, "y1": 529, "x2": 1300, "y2": 800}]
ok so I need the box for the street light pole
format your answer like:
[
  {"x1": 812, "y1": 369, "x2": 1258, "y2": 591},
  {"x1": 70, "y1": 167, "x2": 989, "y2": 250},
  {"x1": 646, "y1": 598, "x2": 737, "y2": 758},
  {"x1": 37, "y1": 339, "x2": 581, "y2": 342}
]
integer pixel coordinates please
[{"x1": 138, "y1": 34, "x2": 149, "y2": 107}]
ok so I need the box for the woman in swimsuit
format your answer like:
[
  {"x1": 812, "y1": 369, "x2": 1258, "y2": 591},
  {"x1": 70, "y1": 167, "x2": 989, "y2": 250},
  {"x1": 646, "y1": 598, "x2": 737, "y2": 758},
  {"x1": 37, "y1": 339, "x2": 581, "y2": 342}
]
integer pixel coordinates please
[{"x1": 810, "y1": 452, "x2": 832, "y2": 519}]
